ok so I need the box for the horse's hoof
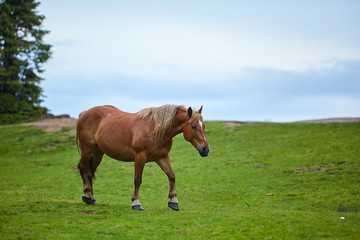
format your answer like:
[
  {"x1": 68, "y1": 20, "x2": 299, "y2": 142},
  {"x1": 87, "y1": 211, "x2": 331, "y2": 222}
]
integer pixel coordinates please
[
  {"x1": 82, "y1": 196, "x2": 96, "y2": 205},
  {"x1": 168, "y1": 202, "x2": 179, "y2": 211},
  {"x1": 132, "y1": 205, "x2": 144, "y2": 211}
]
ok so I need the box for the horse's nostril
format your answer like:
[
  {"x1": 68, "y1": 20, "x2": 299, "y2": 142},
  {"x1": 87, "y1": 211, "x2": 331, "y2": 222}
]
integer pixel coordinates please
[{"x1": 198, "y1": 146, "x2": 209, "y2": 157}]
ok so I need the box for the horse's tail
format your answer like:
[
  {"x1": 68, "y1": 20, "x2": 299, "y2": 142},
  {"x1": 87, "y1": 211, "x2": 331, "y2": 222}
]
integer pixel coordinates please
[
  {"x1": 75, "y1": 110, "x2": 86, "y2": 155},
  {"x1": 74, "y1": 111, "x2": 85, "y2": 174},
  {"x1": 75, "y1": 134, "x2": 81, "y2": 155},
  {"x1": 75, "y1": 110, "x2": 96, "y2": 179},
  {"x1": 74, "y1": 131, "x2": 81, "y2": 175},
  {"x1": 75, "y1": 131, "x2": 81, "y2": 156}
]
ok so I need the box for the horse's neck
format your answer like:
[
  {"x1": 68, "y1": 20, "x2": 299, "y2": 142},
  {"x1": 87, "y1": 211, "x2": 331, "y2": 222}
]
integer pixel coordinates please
[{"x1": 164, "y1": 109, "x2": 187, "y2": 140}]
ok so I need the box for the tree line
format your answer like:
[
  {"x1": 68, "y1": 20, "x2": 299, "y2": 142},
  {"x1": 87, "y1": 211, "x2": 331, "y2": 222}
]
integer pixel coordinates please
[{"x1": 0, "y1": 0, "x2": 51, "y2": 124}]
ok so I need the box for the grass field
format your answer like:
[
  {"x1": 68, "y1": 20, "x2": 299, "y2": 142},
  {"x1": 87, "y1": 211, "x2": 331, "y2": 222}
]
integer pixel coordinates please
[{"x1": 0, "y1": 121, "x2": 359, "y2": 239}]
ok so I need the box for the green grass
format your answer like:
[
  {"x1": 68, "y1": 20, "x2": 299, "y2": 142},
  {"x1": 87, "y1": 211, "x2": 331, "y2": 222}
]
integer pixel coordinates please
[{"x1": 0, "y1": 122, "x2": 359, "y2": 239}]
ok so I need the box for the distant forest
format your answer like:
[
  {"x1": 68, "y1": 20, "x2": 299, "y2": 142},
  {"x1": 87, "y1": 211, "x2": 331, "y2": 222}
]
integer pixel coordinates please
[{"x1": 0, "y1": 0, "x2": 51, "y2": 124}]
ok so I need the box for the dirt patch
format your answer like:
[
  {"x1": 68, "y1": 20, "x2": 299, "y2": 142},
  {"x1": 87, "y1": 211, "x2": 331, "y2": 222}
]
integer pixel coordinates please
[
  {"x1": 290, "y1": 162, "x2": 346, "y2": 175},
  {"x1": 225, "y1": 121, "x2": 258, "y2": 127},
  {"x1": 296, "y1": 117, "x2": 360, "y2": 123},
  {"x1": 293, "y1": 166, "x2": 327, "y2": 174},
  {"x1": 22, "y1": 117, "x2": 77, "y2": 132},
  {"x1": 225, "y1": 118, "x2": 360, "y2": 126}
]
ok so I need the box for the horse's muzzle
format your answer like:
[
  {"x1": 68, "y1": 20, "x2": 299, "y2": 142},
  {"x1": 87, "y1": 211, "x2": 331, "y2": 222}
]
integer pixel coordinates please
[{"x1": 198, "y1": 146, "x2": 209, "y2": 157}]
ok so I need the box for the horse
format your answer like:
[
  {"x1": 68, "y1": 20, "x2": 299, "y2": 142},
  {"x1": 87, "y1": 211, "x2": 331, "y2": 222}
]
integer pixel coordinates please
[{"x1": 76, "y1": 104, "x2": 210, "y2": 211}]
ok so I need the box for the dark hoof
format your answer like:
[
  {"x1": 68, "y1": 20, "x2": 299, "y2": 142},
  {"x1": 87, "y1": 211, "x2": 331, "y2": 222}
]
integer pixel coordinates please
[
  {"x1": 168, "y1": 202, "x2": 179, "y2": 211},
  {"x1": 132, "y1": 205, "x2": 144, "y2": 211},
  {"x1": 82, "y1": 196, "x2": 96, "y2": 205}
]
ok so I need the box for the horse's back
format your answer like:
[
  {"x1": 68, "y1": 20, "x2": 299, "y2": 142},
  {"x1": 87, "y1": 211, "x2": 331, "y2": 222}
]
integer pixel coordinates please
[
  {"x1": 78, "y1": 105, "x2": 118, "y2": 124},
  {"x1": 77, "y1": 105, "x2": 120, "y2": 143}
]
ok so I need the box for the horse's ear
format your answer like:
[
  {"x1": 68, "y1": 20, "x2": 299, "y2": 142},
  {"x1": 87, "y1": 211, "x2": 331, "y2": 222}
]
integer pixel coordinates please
[
  {"x1": 187, "y1": 107, "x2": 193, "y2": 118},
  {"x1": 198, "y1": 105, "x2": 203, "y2": 114}
]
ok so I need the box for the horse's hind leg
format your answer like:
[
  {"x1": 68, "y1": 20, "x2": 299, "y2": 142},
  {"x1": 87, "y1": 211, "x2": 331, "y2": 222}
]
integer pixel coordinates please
[
  {"x1": 78, "y1": 145, "x2": 104, "y2": 204},
  {"x1": 91, "y1": 145, "x2": 104, "y2": 178},
  {"x1": 78, "y1": 146, "x2": 95, "y2": 204}
]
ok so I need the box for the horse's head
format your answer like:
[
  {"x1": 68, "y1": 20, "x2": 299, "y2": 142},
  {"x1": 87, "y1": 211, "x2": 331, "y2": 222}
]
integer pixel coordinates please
[{"x1": 183, "y1": 106, "x2": 210, "y2": 157}]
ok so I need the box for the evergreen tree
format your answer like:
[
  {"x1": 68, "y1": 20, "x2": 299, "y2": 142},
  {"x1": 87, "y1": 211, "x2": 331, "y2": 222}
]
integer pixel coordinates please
[{"x1": 0, "y1": 0, "x2": 51, "y2": 124}]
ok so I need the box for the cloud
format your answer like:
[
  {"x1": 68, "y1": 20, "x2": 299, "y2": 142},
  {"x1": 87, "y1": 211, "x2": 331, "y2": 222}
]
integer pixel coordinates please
[
  {"x1": 38, "y1": 1, "x2": 360, "y2": 121},
  {"x1": 42, "y1": 59, "x2": 360, "y2": 121},
  {"x1": 41, "y1": 0, "x2": 360, "y2": 82}
]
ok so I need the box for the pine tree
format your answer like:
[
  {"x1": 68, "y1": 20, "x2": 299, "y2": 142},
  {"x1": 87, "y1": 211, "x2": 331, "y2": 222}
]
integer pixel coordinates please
[{"x1": 0, "y1": 0, "x2": 51, "y2": 124}]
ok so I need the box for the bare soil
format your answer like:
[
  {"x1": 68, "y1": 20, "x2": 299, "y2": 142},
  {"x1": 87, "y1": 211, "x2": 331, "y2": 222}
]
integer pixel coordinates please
[
  {"x1": 296, "y1": 117, "x2": 360, "y2": 123},
  {"x1": 22, "y1": 117, "x2": 77, "y2": 132},
  {"x1": 224, "y1": 121, "x2": 258, "y2": 127},
  {"x1": 225, "y1": 118, "x2": 360, "y2": 126}
]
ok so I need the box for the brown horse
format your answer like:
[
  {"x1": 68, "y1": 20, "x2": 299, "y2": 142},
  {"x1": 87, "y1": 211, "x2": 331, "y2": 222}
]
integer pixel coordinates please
[{"x1": 76, "y1": 104, "x2": 209, "y2": 211}]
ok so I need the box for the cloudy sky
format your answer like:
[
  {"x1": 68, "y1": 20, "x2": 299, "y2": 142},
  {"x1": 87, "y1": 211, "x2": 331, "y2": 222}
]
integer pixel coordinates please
[{"x1": 38, "y1": 0, "x2": 360, "y2": 122}]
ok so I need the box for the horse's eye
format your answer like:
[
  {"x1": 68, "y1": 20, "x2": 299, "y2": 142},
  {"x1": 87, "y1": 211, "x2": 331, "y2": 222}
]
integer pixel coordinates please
[{"x1": 192, "y1": 125, "x2": 197, "y2": 130}]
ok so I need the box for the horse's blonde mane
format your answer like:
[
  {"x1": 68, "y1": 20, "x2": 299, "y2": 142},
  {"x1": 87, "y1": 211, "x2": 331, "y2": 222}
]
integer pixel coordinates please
[{"x1": 138, "y1": 105, "x2": 186, "y2": 136}]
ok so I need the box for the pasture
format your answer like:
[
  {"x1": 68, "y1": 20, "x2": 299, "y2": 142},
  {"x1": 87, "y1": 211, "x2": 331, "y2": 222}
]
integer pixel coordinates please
[{"x1": 0, "y1": 121, "x2": 359, "y2": 239}]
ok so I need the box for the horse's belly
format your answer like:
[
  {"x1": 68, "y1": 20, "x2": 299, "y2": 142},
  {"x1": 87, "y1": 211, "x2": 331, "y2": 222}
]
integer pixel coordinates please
[
  {"x1": 97, "y1": 142, "x2": 135, "y2": 162},
  {"x1": 95, "y1": 122, "x2": 136, "y2": 162},
  {"x1": 106, "y1": 148, "x2": 135, "y2": 162}
]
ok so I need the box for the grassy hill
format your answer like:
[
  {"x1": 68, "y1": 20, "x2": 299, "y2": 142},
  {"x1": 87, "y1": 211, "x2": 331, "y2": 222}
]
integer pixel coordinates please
[{"x1": 0, "y1": 121, "x2": 359, "y2": 239}]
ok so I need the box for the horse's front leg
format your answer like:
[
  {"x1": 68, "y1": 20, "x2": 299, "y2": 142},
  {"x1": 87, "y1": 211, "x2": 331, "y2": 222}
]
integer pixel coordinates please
[
  {"x1": 156, "y1": 155, "x2": 179, "y2": 211},
  {"x1": 132, "y1": 152, "x2": 146, "y2": 210}
]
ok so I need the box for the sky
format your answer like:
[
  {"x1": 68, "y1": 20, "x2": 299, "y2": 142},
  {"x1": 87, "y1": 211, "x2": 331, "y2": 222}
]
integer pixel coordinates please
[{"x1": 37, "y1": 0, "x2": 360, "y2": 122}]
